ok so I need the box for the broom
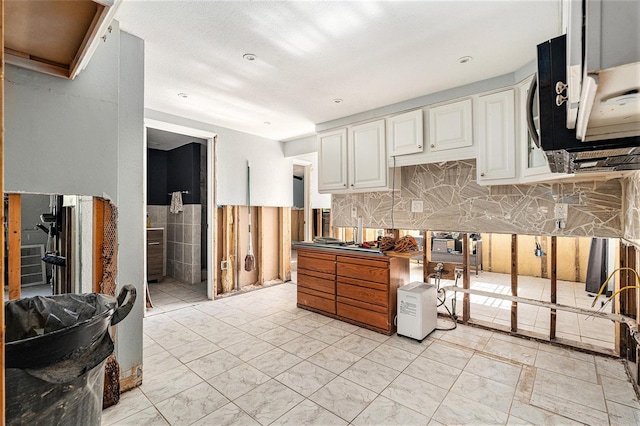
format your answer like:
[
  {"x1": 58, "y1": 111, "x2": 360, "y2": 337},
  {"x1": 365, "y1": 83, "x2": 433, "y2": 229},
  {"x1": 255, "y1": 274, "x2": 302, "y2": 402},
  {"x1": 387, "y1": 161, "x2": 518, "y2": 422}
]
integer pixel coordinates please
[{"x1": 244, "y1": 161, "x2": 256, "y2": 271}]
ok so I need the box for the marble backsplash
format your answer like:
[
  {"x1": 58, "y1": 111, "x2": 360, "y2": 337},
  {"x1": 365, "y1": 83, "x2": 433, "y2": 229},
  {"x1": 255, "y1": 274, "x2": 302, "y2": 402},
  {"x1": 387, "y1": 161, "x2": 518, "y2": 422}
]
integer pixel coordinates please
[
  {"x1": 623, "y1": 171, "x2": 640, "y2": 245},
  {"x1": 332, "y1": 160, "x2": 625, "y2": 238}
]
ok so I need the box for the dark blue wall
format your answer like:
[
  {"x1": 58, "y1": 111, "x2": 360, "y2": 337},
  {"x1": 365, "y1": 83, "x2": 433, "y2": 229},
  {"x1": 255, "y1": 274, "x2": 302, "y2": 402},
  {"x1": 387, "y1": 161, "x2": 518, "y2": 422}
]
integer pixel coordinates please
[{"x1": 147, "y1": 143, "x2": 201, "y2": 205}]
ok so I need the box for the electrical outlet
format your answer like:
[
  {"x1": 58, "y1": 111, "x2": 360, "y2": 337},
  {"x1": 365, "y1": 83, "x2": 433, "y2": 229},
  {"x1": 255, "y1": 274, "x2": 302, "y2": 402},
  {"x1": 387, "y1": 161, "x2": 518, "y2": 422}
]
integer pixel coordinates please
[
  {"x1": 220, "y1": 260, "x2": 228, "y2": 270},
  {"x1": 351, "y1": 206, "x2": 357, "y2": 218},
  {"x1": 554, "y1": 203, "x2": 568, "y2": 220},
  {"x1": 411, "y1": 200, "x2": 424, "y2": 213}
]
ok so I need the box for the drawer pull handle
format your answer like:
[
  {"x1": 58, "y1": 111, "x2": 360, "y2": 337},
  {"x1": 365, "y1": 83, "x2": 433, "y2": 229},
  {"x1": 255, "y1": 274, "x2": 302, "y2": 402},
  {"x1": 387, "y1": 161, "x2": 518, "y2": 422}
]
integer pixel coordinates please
[{"x1": 148, "y1": 242, "x2": 160, "y2": 246}]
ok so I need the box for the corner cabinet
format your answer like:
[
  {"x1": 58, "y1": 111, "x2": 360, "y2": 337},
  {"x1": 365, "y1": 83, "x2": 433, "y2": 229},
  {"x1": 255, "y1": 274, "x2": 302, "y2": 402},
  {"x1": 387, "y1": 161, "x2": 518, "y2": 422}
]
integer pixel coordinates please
[
  {"x1": 476, "y1": 89, "x2": 516, "y2": 184},
  {"x1": 318, "y1": 119, "x2": 389, "y2": 194}
]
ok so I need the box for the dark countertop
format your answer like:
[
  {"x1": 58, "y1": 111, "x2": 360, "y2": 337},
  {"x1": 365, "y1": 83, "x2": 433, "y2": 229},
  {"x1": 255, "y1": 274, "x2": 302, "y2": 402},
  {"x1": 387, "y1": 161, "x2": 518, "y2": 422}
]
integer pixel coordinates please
[{"x1": 292, "y1": 241, "x2": 386, "y2": 257}]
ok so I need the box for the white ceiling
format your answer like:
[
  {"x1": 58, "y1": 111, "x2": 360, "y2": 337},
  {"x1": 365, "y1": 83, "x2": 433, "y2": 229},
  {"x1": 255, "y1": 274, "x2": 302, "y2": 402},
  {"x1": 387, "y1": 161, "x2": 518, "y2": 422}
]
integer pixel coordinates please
[
  {"x1": 115, "y1": 1, "x2": 562, "y2": 142},
  {"x1": 147, "y1": 128, "x2": 206, "y2": 151}
]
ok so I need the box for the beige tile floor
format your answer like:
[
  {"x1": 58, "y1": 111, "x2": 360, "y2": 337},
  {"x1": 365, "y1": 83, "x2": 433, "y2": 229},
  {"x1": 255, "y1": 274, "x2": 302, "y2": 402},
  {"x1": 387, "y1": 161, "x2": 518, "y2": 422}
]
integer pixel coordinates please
[{"x1": 102, "y1": 275, "x2": 640, "y2": 425}]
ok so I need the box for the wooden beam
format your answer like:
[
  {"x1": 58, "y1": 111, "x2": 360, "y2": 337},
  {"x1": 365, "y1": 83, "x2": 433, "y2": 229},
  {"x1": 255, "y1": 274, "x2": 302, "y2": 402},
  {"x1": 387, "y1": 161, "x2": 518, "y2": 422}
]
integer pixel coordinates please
[
  {"x1": 1, "y1": 0, "x2": 6, "y2": 419},
  {"x1": 574, "y1": 237, "x2": 581, "y2": 283},
  {"x1": 257, "y1": 207, "x2": 265, "y2": 285},
  {"x1": 279, "y1": 207, "x2": 291, "y2": 282},
  {"x1": 315, "y1": 209, "x2": 322, "y2": 239},
  {"x1": 220, "y1": 206, "x2": 235, "y2": 294},
  {"x1": 511, "y1": 234, "x2": 518, "y2": 333},
  {"x1": 462, "y1": 233, "x2": 470, "y2": 324},
  {"x1": 8, "y1": 194, "x2": 21, "y2": 300},
  {"x1": 550, "y1": 236, "x2": 557, "y2": 340},
  {"x1": 423, "y1": 231, "x2": 431, "y2": 283},
  {"x1": 540, "y1": 236, "x2": 548, "y2": 279},
  {"x1": 93, "y1": 198, "x2": 105, "y2": 293},
  {"x1": 616, "y1": 240, "x2": 626, "y2": 358}
]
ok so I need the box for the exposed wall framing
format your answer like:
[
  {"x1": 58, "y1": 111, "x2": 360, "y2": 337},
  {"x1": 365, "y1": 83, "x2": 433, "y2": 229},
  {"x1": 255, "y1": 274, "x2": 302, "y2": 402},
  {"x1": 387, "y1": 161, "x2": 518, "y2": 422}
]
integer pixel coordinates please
[
  {"x1": 93, "y1": 197, "x2": 117, "y2": 296},
  {"x1": 215, "y1": 206, "x2": 291, "y2": 297},
  {"x1": 1, "y1": 0, "x2": 6, "y2": 418}
]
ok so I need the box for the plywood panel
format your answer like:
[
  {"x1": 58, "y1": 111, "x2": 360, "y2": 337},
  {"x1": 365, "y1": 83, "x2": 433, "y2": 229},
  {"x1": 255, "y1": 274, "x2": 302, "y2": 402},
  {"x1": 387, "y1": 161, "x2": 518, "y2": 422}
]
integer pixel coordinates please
[
  {"x1": 487, "y1": 233, "x2": 512, "y2": 273},
  {"x1": 263, "y1": 207, "x2": 280, "y2": 281},
  {"x1": 516, "y1": 235, "x2": 541, "y2": 278},
  {"x1": 291, "y1": 209, "x2": 304, "y2": 242}
]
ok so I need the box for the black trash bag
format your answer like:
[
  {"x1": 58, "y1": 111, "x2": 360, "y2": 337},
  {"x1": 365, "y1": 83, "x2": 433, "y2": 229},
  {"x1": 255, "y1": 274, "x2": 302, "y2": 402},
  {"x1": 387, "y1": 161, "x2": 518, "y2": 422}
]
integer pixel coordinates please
[{"x1": 4, "y1": 286, "x2": 136, "y2": 426}]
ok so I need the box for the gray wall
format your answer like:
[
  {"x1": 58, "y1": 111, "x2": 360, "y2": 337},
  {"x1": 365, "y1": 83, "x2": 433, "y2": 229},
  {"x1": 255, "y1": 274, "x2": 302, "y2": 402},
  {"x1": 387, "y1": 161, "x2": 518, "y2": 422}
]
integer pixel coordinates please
[
  {"x1": 145, "y1": 109, "x2": 293, "y2": 207},
  {"x1": 5, "y1": 22, "x2": 145, "y2": 384}
]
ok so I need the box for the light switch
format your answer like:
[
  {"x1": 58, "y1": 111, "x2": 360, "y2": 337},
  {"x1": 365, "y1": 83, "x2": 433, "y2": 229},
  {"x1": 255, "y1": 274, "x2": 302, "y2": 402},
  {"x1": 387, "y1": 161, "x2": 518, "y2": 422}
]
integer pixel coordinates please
[{"x1": 411, "y1": 200, "x2": 424, "y2": 213}]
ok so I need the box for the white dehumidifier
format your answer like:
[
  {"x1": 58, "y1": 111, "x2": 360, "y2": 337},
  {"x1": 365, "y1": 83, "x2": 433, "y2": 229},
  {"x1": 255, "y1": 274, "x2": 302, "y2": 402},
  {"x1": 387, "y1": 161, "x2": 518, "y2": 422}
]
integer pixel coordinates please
[{"x1": 397, "y1": 282, "x2": 437, "y2": 341}]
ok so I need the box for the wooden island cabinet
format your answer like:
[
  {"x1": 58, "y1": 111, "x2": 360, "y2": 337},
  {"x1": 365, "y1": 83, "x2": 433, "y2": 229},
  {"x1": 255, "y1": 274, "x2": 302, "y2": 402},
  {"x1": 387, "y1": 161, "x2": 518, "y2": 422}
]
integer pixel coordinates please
[{"x1": 296, "y1": 246, "x2": 410, "y2": 335}]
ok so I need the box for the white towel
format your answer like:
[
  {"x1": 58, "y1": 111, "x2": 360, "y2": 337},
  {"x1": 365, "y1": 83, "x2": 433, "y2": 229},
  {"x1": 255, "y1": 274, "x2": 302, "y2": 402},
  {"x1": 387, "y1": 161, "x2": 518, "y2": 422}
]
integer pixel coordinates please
[{"x1": 170, "y1": 191, "x2": 183, "y2": 214}]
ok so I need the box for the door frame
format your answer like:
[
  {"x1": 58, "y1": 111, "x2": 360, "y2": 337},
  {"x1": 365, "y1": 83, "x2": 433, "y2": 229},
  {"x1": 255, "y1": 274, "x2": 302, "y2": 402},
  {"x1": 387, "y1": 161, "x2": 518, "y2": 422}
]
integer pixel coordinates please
[
  {"x1": 144, "y1": 118, "x2": 217, "y2": 299},
  {"x1": 292, "y1": 158, "x2": 312, "y2": 242}
]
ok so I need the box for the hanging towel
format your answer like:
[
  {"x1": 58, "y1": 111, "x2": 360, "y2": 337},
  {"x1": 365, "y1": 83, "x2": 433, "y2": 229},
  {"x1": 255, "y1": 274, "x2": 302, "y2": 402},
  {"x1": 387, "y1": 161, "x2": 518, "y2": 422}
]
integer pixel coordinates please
[{"x1": 170, "y1": 191, "x2": 183, "y2": 214}]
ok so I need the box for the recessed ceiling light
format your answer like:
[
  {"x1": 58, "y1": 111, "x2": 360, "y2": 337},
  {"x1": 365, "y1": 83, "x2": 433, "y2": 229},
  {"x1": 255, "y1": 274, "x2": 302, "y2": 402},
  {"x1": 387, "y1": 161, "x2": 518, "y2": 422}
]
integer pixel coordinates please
[
  {"x1": 177, "y1": 92, "x2": 188, "y2": 98},
  {"x1": 333, "y1": 98, "x2": 343, "y2": 104},
  {"x1": 264, "y1": 121, "x2": 271, "y2": 125},
  {"x1": 243, "y1": 53, "x2": 257, "y2": 61},
  {"x1": 458, "y1": 56, "x2": 473, "y2": 64}
]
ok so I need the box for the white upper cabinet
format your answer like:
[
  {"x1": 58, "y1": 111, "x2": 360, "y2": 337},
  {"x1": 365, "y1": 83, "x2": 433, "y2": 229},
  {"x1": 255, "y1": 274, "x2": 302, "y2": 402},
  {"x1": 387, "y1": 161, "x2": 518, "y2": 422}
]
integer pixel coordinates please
[
  {"x1": 349, "y1": 120, "x2": 387, "y2": 190},
  {"x1": 387, "y1": 109, "x2": 423, "y2": 156},
  {"x1": 318, "y1": 128, "x2": 348, "y2": 192},
  {"x1": 428, "y1": 99, "x2": 473, "y2": 152},
  {"x1": 317, "y1": 120, "x2": 389, "y2": 194},
  {"x1": 476, "y1": 89, "x2": 516, "y2": 183}
]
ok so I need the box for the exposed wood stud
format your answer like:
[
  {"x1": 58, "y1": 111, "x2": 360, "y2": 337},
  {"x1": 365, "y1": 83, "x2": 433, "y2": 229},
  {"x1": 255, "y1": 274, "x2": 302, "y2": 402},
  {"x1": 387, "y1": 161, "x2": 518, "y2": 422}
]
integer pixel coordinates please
[
  {"x1": 220, "y1": 206, "x2": 236, "y2": 294},
  {"x1": 279, "y1": 207, "x2": 291, "y2": 282},
  {"x1": 511, "y1": 234, "x2": 518, "y2": 332},
  {"x1": 574, "y1": 237, "x2": 581, "y2": 282},
  {"x1": 257, "y1": 207, "x2": 265, "y2": 285},
  {"x1": 487, "y1": 233, "x2": 492, "y2": 271},
  {"x1": 616, "y1": 240, "x2": 626, "y2": 357},
  {"x1": 462, "y1": 233, "x2": 470, "y2": 324},
  {"x1": 315, "y1": 208, "x2": 322, "y2": 238},
  {"x1": 8, "y1": 194, "x2": 21, "y2": 300},
  {"x1": 550, "y1": 236, "x2": 557, "y2": 340},
  {"x1": 541, "y1": 236, "x2": 548, "y2": 279},
  {"x1": 423, "y1": 230, "x2": 431, "y2": 283},
  {"x1": 1, "y1": 0, "x2": 7, "y2": 415}
]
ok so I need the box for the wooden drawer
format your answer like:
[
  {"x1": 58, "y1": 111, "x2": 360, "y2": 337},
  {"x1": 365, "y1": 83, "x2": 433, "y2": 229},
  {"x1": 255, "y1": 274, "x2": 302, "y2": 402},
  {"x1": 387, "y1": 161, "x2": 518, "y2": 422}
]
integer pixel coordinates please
[
  {"x1": 337, "y1": 281, "x2": 388, "y2": 308},
  {"x1": 298, "y1": 288, "x2": 336, "y2": 314},
  {"x1": 337, "y1": 299, "x2": 389, "y2": 330},
  {"x1": 337, "y1": 261, "x2": 388, "y2": 284},
  {"x1": 298, "y1": 270, "x2": 335, "y2": 295},
  {"x1": 148, "y1": 229, "x2": 163, "y2": 243},
  {"x1": 298, "y1": 253, "x2": 336, "y2": 274}
]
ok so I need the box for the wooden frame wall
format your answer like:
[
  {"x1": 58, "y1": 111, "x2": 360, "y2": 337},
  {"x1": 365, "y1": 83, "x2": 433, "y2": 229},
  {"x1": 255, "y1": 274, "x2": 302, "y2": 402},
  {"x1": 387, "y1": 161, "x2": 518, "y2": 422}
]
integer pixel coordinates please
[{"x1": 1, "y1": 0, "x2": 6, "y2": 419}]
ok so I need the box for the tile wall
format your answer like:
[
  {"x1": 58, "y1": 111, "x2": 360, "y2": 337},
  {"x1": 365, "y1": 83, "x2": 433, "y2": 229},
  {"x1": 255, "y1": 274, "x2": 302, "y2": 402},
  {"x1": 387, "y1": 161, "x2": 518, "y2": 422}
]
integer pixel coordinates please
[
  {"x1": 624, "y1": 171, "x2": 640, "y2": 245},
  {"x1": 147, "y1": 204, "x2": 202, "y2": 284},
  {"x1": 332, "y1": 160, "x2": 625, "y2": 238}
]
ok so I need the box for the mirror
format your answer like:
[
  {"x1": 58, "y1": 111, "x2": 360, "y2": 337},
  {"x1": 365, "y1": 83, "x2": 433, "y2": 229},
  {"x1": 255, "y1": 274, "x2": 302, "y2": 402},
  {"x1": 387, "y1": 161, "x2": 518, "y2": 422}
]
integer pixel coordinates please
[{"x1": 4, "y1": 193, "x2": 99, "y2": 300}]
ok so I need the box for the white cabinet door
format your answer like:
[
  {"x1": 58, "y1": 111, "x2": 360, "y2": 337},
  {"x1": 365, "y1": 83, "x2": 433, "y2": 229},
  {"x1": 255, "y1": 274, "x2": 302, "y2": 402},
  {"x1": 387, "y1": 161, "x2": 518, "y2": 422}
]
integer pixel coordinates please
[
  {"x1": 387, "y1": 109, "x2": 423, "y2": 156},
  {"x1": 349, "y1": 120, "x2": 387, "y2": 190},
  {"x1": 477, "y1": 89, "x2": 516, "y2": 182},
  {"x1": 318, "y1": 129, "x2": 348, "y2": 192},
  {"x1": 428, "y1": 99, "x2": 473, "y2": 151}
]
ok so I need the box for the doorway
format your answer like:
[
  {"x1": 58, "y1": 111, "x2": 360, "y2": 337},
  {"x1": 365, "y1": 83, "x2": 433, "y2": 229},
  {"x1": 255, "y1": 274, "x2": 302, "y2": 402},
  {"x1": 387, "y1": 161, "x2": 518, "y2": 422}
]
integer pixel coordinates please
[{"x1": 144, "y1": 119, "x2": 216, "y2": 303}]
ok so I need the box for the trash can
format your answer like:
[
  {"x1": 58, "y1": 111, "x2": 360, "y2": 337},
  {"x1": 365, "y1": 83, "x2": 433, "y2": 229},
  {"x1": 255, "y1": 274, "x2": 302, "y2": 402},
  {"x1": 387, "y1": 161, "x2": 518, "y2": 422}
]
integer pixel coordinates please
[{"x1": 4, "y1": 285, "x2": 136, "y2": 426}]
